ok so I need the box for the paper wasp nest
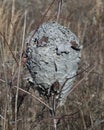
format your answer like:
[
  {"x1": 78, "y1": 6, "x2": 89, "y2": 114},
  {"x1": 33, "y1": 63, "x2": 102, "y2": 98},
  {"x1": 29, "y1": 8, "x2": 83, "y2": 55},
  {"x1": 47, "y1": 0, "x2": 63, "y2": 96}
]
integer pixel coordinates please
[{"x1": 25, "y1": 22, "x2": 82, "y2": 106}]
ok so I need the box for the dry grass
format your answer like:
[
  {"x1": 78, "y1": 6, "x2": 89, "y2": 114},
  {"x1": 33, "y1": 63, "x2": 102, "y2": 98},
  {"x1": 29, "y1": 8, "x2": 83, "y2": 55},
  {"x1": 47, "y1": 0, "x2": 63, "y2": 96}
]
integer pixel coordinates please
[{"x1": 0, "y1": 0, "x2": 104, "y2": 130}]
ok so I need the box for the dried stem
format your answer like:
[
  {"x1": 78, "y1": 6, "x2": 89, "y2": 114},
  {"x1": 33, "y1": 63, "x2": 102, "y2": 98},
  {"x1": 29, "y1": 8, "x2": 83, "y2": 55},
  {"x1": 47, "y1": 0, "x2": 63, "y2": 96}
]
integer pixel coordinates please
[
  {"x1": 15, "y1": 10, "x2": 27, "y2": 130},
  {"x1": 0, "y1": 31, "x2": 19, "y2": 66},
  {"x1": 1, "y1": 35, "x2": 8, "y2": 130},
  {"x1": 0, "y1": 114, "x2": 7, "y2": 122},
  {"x1": 58, "y1": 64, "x2": 93, "y2": 100},
  {"x1": 80, "y1": 108, "x2": 87, "y2": 130},
  {"x1": 28, "y1": 0, "x2": 56, "y2": 44},
  {"x1": 8, "y1": 0, "x2": 15, "y2": 45},
  {"x1": 68, "y1": 65, "x2": 96, "y2": 95},
  {"x1": 56, "y1": 0, "x2": 63, "y2": 22},
  {"x1": 50, "y1": 94, "x2": 57, "y2": 130},
  {"x1": 14, "y1": 86, "x2": 52, "y2": 110}
]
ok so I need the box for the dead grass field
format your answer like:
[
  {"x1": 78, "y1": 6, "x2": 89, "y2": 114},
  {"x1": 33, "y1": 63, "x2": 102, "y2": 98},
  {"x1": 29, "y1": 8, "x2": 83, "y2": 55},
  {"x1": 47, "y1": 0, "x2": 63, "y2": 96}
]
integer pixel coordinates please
[{"x1": 0, "y1": 0, "x2": 104, "y2": 130}]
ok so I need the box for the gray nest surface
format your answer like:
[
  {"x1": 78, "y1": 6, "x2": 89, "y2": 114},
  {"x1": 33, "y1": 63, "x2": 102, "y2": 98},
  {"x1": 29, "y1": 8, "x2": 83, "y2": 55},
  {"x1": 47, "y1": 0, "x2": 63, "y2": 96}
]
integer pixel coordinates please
[{"x1": 25, "y1": 22, "x2": 82, "y2": 106}]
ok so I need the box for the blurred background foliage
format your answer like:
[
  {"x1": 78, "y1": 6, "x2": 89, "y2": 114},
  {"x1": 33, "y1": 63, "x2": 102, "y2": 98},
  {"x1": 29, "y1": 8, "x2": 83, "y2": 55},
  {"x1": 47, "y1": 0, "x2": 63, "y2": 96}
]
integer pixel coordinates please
[{"x1": 0, "y1": 0, "x2": 104, "y2": 130}]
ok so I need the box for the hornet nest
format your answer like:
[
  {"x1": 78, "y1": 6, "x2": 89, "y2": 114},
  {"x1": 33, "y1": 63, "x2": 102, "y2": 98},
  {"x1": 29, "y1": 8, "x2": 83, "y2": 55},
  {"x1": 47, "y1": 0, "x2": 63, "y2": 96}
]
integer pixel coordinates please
[{"x1": 24, "y1": 22, "x2": 82, "y2": 106}]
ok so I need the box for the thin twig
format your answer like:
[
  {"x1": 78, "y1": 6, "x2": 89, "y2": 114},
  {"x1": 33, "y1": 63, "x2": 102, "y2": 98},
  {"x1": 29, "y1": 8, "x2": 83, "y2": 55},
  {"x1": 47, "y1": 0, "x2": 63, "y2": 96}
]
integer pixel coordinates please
[
  {"x1": 0, "y1": 78, "x2": 5, "y2": 83},
  {"x1": 14, "y1": 86, "x2": 52, "y2": 110},
  {"x1": 80, "y1": 108, "x2": 87, "y2": 130},
  {"x1": 28, "y1": 0, "x2": 56, "y2": 45},
  {"x1": 57, "y1": 65, "x2": 96, "y2": 108},
  {"x1": 0, "y1": 114, "x2": 7, "y2": 121},
  {"x1": 68, "y1": 65, "x2": 96, "y2": 95},
  {"x1": 30, "y1": 111, "x2": 79, "y2": 129},
  {"x1": 58, "y1": 64, "x2": 93, "y2": 99},
  {"x1": 0, "y1": 32, "x2": 19, "y2": 66},
  {"x1": 56, "y1": 0, "x2": 63, "y2": 22}
]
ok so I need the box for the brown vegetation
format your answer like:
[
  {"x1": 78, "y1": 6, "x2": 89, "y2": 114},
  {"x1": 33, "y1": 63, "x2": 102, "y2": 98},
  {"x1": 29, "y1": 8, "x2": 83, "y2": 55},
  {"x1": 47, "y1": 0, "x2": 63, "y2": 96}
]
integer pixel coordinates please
[{"x1": 0, "y1": 0, "x2": 104, "y2": 130}]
